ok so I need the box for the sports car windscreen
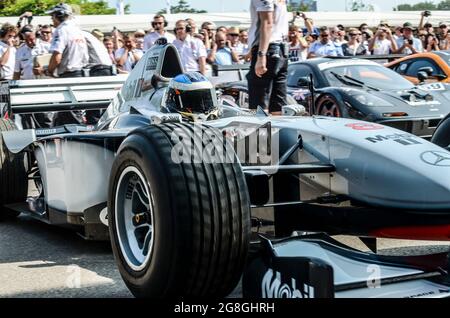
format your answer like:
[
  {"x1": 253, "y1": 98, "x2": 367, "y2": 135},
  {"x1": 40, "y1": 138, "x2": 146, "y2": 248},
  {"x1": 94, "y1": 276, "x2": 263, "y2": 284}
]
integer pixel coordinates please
[{"x1": 324, "y1": 64, "x2": 415, "y2": 91}]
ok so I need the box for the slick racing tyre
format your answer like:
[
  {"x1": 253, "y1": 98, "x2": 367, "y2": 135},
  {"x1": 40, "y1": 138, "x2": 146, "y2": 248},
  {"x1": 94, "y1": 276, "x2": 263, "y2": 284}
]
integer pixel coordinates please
[
  {"x1": 0, "y1": 119, "x2": 27, "y2": 220},
  {"x1": 108, "y1": 122, "x2": 251, "y2": 298},
  {"x1": 432, "y1": 114, "x2": 450, "y2": 149}
]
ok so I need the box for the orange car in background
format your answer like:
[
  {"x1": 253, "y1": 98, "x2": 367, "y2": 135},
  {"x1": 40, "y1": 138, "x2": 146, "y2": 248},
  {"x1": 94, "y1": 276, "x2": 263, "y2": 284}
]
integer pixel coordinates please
[{"x1": 386, "y1": 51, "x2": 450, "y2": 84}]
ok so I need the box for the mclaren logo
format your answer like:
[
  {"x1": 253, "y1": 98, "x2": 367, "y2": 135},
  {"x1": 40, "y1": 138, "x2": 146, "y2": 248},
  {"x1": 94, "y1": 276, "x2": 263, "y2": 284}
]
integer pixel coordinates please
[{"x1": 420, "y1": 151, "x2": 450, "y2": 167}]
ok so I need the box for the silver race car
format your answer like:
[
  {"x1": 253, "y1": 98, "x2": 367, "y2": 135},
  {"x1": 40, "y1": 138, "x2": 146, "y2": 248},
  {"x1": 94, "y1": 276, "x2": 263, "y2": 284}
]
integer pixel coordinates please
[{"x1": 1, "y1": 42, "x2": 450, "y2": 298}]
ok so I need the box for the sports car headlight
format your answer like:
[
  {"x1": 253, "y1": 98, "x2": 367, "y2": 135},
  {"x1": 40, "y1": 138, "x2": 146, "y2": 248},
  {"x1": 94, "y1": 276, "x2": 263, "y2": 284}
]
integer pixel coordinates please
[{"x1": 348, "y1": 92, "x2": 394, "y2": 107}]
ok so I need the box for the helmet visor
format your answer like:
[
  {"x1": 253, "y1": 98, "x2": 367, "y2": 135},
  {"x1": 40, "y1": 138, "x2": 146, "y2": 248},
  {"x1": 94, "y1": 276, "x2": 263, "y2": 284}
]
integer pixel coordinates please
[{"x1": 173, "y1": 89, "x2": 215, "y2": 114}]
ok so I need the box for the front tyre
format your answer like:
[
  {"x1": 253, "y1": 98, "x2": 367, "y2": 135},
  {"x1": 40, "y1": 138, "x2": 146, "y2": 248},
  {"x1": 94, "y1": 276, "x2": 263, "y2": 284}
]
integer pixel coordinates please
[{"x1": 108, "y1": 123, "x2": 251, "y2": 298}]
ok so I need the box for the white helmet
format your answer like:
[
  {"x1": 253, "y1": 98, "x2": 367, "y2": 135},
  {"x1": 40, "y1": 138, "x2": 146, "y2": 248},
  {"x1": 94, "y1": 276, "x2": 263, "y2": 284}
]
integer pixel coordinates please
[{"x1": 163, "y1": 72, "x2": 220, "y2": 121}]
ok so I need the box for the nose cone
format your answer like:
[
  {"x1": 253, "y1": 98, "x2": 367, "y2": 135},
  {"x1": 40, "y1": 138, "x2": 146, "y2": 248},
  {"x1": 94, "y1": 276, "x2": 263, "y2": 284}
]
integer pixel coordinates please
[{"x1": 329, "y1": 127, "x2": 450, "y2": 210}]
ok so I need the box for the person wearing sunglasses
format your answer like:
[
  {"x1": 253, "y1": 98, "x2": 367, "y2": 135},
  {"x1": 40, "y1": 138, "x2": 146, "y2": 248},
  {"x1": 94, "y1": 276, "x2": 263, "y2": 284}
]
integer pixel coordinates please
[
  {"x1": 143, "y1": 14, "x2": 175, "y2": 51},
  {"x1": 0, "y1": 23, "x2": 18, "y2": 80},
  {"x1": 226, "y1": 26, "x2": 246, "y2": 58},
  {"x1": 308, "y1": 27, "x2": 343, "y2": 58},
  {"x1": 341, "y1": 28, "x2": 369, "y2": 56},
  {"x1": 173, "y1": 20, "x2": 207, "y2": 75},
  {"x1": 38, "y1": 25, "x2": 53, "y2": 51}
]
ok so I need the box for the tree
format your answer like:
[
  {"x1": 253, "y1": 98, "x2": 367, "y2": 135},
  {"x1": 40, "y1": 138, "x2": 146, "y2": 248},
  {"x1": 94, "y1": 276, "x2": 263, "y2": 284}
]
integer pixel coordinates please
[
  {"x1": 349, "y1": 0, "x2": 374, "y2": 11},
  {"x1": 157, "y1": 0, "x2": 207, "y2": 14},
  {"x1": 395, "y1": 1, "x2": 436, "y2": 11},
  {"x1": 437, "y1": 0, "x2": 450, "y2": 10},
  {"x1": 0, "y1": 0, "x2": 128, "y2": 16}
]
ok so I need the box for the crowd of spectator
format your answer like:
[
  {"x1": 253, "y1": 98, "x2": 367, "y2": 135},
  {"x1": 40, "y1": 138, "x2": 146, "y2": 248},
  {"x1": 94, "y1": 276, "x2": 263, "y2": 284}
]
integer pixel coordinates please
[{"x1": 1, "y1": 9, "x2": 450, "y2": 81}]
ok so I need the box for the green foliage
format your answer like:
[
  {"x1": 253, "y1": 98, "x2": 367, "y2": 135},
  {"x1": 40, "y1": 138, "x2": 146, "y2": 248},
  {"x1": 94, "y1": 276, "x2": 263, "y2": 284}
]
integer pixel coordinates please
[
  {"x1": 0, "y1": 0, "x2": 125, "y2": 16},
  {"x1": 437, "y1": 0, "x2": 450, "y2": 10},
  {"x1": 350, "y1": 0, "x2": 374, "y2": 11},
  {"x1": 395, "y1": 0, "x2": 450, "y2": 11},
  {"x1": 157, "y1": 0, "x2": 207, "y2": 14}
]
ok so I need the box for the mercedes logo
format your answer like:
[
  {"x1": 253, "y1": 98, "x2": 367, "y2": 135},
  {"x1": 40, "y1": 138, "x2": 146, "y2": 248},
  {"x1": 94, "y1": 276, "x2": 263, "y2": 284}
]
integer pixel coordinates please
[{"x1": 421, "y1": 151, "x2": 450, "y2": 167}]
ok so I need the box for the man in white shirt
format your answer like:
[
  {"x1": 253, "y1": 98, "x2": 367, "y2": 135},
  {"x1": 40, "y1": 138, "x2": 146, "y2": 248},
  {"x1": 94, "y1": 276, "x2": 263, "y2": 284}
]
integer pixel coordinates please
[
  {"x1": 172, "y1": 20, "x2": 207, "y2": 75},
  {"x1": 247, "y1": 0, "x2": 289, "y2": 115},
  {"x1": 39, "y1": 25, "x2": 53, "y2": 51},
  {"x1": 0, "y1": 23, "x2": 18, "y2": 80},
  {"x1": 115, "y1": 34, "x2": 143, "y2": 73},
  {"x1": 14, "y1": 30, "x2": 49, "y2": 80},
  {"x1": 395, "y1": 22, "x2": 424, "y2": 54},
  {"x1": 40, "y1": 3, "x2": 89, "y2": 78},
  {"x1": 35, "y1": 3, "x2": 89, "y2": 125},
  {"x1": 369, "y1": 26, "x2": 398, "y2": 55},
  {"x1": 143, "y1": 15, "x2": 175, "y2": 51}
]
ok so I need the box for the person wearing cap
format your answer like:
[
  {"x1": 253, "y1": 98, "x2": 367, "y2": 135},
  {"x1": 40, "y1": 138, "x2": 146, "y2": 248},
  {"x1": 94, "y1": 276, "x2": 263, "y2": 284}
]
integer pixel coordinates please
[
  {"x1": 37, "y1": 3, "x2": 88, "y2": 79},
  {"x1": 395, "y1": 22, "x2": 424, "y2": 54},
  {"x1": 143, "y1": 14, "x2": 175, "y2": 51},
  {"x1": 40, "y1": 3, "x2": 89, "y2": 126},
  {"x1": 0, "y1": 23, "x2": 18, "y2": 80},
  {"x1": 247, "y1": 0, "x2": 289, "y2": 116}
]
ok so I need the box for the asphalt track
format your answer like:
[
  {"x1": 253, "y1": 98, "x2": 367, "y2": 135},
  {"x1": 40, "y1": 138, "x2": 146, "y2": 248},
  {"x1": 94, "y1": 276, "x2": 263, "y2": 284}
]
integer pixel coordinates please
[{"x1": 1, "y1": 214, "x2": 449, "y2": 298}]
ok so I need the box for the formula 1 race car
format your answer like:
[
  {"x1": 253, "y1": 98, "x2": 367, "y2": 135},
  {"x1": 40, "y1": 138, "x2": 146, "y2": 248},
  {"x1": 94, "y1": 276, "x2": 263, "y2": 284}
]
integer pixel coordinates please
[{"x1": 1, "y1": 42, "x2": 450, "y2": 298}]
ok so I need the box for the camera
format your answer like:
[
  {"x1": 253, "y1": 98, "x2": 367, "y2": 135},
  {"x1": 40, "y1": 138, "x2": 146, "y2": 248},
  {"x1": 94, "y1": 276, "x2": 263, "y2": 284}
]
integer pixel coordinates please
[
  {"x1": 423, "y1": 10, "x2": 431, "y2": 17},
  {"x1": 405, "y1": 39, "x2": 414, "y2": 45}
]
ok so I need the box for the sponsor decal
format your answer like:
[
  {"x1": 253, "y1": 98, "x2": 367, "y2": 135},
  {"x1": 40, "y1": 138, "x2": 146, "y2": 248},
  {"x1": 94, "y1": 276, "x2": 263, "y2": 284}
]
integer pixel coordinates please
[
  {"x1": 366, "y1": 133, "x2": 422, "y2": 146},
  {"x1": 261, "y1": 269, "x2": 314, "y2": 298},
  {"x1": 346, "y1": 123, "x2": 385, "y2": 131},
  {"x1": 420, "y1": 151, "x2": 450, "y2": 167},
  {"x1": 145, "y1": 55, "x2": 159, "y2": 71}
]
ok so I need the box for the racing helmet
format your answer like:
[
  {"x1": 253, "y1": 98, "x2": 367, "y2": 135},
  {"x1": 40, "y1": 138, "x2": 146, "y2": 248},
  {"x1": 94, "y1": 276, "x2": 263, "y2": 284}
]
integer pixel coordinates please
[{"x1": 163, "y1": 72, "x2": 220, "y2": 122}]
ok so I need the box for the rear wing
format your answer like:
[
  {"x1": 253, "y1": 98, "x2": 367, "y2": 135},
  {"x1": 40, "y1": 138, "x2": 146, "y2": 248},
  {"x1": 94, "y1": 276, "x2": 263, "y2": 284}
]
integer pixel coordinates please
[
  {"x1": 0, "y1": 75, "x2": 127, "y2": 118},
  {"x1": 210, "y1": 64, "x2": 250, "y2": 85}
]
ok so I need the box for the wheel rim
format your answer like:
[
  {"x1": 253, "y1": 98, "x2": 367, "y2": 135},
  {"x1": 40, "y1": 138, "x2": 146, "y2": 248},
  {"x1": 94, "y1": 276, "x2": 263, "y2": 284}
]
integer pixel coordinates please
[
  {"x1": 115, "y1": 166, "x2": 154, "y2": 271},
  {"x1": 319, "y1": 99, "x2": 341, "y2": 117}
]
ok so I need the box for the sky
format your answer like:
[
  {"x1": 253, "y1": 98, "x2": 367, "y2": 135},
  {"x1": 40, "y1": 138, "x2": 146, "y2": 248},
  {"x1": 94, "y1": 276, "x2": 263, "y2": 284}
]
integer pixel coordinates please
[{"x1": 107, "y1": 0, "x2": 436, "y2": 14}]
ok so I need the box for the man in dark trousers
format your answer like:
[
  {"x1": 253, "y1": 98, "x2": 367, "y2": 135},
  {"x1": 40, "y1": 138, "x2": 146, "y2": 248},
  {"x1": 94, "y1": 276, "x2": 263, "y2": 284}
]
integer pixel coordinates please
[{"x1": 247, "y1": 0, "x2": 289, "y2": 115}]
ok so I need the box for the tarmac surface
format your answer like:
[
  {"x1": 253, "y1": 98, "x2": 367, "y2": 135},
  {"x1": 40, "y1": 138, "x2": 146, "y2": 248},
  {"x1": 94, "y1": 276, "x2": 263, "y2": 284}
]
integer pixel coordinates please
[{"x1": 0, "y1": 214, "x2": 449, "y2": 298}]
